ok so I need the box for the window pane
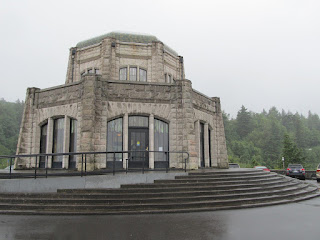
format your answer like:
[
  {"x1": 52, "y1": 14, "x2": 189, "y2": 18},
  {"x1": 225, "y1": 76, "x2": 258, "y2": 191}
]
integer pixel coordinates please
[
  {"x1": 107, "y1": 118, "x2": 123, "y2": 161},
  {"x1": 52, "y1": 118, "x2": 64, "y2": 167},
  {"x1": 154, "y1": 119, "x2": 169, "y2": 163},
  {"x1": 129, "y1": 116, "x2": 148, "y2": 127},
  {"x1": 88, "y1": 69, "x2": 93, "y2": 74},
  {"x1": 168, "y1": 75, "x2": 172, "y2": 83},
  {"x1": 139, "y1": 69, "x2": 147, "y2": 82},
  {"x1": 95, "y1": 69, "x2": 100, "y2": 74},
  {"x1": 40, "y1": 123, "x2": 47, "y2": 168},
  {"x1": 164, "y1": 73, "x2": 167, "y2": 82},
  {"x1": 120, "y1": 68, "x2": 127, "y2": 80},
  {"x1": 130, "y1": 67, "x2": 137, "y2": 81},
  {"x1": 69, "y1": 119, "x2": 77, "y2": 168}
]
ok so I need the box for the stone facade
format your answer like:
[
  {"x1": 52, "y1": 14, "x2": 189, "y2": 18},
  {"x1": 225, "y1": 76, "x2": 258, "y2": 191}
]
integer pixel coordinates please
[{"x1": 15, "y1": 32, "x2": 228, "y2": 170}]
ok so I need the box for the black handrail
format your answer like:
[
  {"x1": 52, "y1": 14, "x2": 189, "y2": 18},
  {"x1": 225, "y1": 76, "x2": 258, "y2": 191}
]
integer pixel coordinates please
[{"x1": 0, "y1": 150, "x2": 190, "y2": 179}]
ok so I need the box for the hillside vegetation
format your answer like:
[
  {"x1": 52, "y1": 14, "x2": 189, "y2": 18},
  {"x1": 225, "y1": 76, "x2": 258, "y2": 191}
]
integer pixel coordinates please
[
  {"x1": 224, "y1": 106, "x2": 320, "y2": 170},
  {"x1": 0, "y1": 100, "x2": 320, "y2": 170}
]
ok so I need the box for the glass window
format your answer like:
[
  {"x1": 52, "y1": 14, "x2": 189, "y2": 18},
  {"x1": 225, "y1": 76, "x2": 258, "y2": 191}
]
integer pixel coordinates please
[
  {"x1": 119, "y1": 68, "x2": 127, "y2": 80},
  {"x1": 154, "y1": 119, "x2": 169, "y2": 165},
  {"x1": 39, "y1": 123, "x2": 48, "y2": 168},
  {"x1": 88, "y1": 69, "x2": 93, "y2": 74},
  {"x1": 200, "y1": 123, "x2": 205, "y2": 167},
  {"x1": 69, "y1": 119, "x2": 77, "y2": 169},
  {"x1": 168, "y1": 74, "x2": 172, "y2": 83},
  {"x1": 164, "y1": 73, "x2": 167, "y2": 82},
  {"x1": 129, "y1": 116, "x2": 148, "y2": 128},
  {"x1": 107, "y1": 118, "x2": 123, "y2": 162},
  {"x1": 52, "y1": 118, "x2": 64, "y2": 168},
  {"x1": 95, "y1": 69, "x2": 100, "y2": 74},
  {"x1": 129, "y1": 67, "x2": 137, "y2": 81},
  {"x1": 139, "y1": 69, "x2": 147, "y2": 82}
]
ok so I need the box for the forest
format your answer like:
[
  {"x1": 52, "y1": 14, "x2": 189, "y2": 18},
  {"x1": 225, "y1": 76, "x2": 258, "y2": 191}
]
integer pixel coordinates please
[
  {"x1": 0, "y1": 99, "x2": 320, "y2": 170},
  {"x1": 224, "y1": 106, "x2": 320, "y2": 170}
]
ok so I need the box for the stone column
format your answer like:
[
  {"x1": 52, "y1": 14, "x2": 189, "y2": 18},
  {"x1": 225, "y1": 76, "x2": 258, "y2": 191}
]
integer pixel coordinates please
[
  {"x1": 210, "y1": 128, "x2": 215, "y2": 167},
  {"x1": 123, "y1": 114, "x2": 128, "y2": 169},
  {"x1": 204, "y1": 123, "x2": 209, "y2": 167},
  {"x1": 63, "y1": 116, "x2": 70, "y2": 169},
  {"x1": 149, "y1": 114, "x2": 154, "y2": 169},
  {"x1": 46, "y1": 118, "x2": 54, "y2": 168},
  {"x1": 79, "y1": 75, "x2": 97, "y2": 171}
]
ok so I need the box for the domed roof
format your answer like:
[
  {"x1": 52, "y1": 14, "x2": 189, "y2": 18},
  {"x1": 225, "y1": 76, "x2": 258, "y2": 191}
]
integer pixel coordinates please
[{"x1": 76, "y1": 31, "x2": 178, "y2": 56}]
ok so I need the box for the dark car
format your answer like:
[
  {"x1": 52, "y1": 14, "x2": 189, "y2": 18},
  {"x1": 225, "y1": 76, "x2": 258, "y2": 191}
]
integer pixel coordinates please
[
  {"x1": 229, "y1": 163, "x2": 240, "y2": 168},
  {"x1": 286, "y1": 164, "x2": 305, "y2": 180}
]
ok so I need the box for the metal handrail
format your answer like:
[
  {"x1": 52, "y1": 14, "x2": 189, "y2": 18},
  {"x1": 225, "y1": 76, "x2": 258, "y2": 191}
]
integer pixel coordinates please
[{"x1": 0, "y1": 150, "x2": 189, "y2": 179}]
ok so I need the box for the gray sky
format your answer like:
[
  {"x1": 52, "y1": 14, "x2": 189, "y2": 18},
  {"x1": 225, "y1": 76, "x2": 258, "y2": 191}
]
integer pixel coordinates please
[{"x1": 1, "y1": 0, "x2": 319, "y2": 117}]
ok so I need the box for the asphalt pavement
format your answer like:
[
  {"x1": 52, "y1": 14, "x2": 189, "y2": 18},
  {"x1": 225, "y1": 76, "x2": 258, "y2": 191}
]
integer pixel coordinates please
[{"x1": 0, "y1": 179, "x2": 319, "y2": 240}]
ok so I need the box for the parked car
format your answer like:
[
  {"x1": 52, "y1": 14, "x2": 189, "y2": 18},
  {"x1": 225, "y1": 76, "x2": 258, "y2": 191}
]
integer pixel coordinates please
[
  {"x1": 316, "y1": 164, "x2": 320, "y2": 182},
  {"x1": 254, "y1": 166, "x2": 270, "y2": 172},
  {"x1": 286, "y1": 164, "x2": 305, "y2": 180},
  {"x1": 229, "y1": 163, "x2": 240, "y2": 168}
]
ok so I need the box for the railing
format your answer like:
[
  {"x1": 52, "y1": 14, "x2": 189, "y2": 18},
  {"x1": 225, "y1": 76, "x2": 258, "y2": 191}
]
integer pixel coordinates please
[{"x1": 0, "y1": 150, "x2": 189, "y2": 179}]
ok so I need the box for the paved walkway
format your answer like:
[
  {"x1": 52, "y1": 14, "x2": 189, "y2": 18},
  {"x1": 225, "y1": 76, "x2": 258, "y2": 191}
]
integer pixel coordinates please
[{"x1": 0, "y1": 181, "x2": 319, "y2": 240}]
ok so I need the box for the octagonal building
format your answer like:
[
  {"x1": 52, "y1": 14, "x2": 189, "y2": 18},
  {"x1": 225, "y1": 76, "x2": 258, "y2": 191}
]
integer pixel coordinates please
[{"x1": 15, "y1": 32, "x2": 228, "y2": 170}]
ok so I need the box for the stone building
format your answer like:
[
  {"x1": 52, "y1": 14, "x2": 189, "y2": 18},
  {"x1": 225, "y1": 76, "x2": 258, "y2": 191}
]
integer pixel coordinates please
[{"x1": 15, "y1": 32, "x2": 228, "y2": 170}]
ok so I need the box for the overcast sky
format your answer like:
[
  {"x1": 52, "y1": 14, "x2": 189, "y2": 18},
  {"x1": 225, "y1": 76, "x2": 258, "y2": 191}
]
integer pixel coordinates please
[{"x1": 1, "y1": 0, "x2": 319, "y2": 117}]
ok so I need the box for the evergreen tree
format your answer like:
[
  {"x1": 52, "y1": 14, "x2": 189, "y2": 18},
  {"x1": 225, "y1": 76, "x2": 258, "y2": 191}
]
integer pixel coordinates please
[
  {"x1": 282, "y1": 134, "x2": 305, "y2": 167},
  {"x1": 236, "y1": 105, "x2": 253, "y2": 139}
]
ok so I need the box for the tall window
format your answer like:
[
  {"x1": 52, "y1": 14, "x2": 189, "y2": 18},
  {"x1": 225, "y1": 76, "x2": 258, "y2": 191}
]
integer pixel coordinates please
[
  {"x1": 154, "y1": 119, "x2": 169, "y2": 168},
  {"x1": 69, "y1": 119, "x2": 77, "y2": 169},
  {"x1": 52, "y1": 118, "x2": 64, "y2": 168},
  {"x1": 129, "y1": 67, "x2": 137, "y2": 81},
  {"x1": 168, "y1": 74, "x2": 172, "y2": 83},
  {"x1": 39, "y1": 123, "x2": 48, "y2": 168},
  {"x1": 120, "y1": 68, "x2": 127, "y2": 80},
  {"x1": 200, "y1": 123, "x2": 205, "y2": 167},
  {"x1": 208, "y1": 128, "x2": 212, "y2": 167},
  {"x1": 107, "y1": 118, "x2": 123, "y2": 162},
  {"x1": 140, "y1": 69, "x2": 147, "y2": 82}
]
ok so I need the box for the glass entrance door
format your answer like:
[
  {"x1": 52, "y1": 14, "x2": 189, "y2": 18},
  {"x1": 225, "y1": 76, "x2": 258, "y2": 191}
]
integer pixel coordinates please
[{"x1": 128, "y1": 128, "x2": 149, "y2": 168}]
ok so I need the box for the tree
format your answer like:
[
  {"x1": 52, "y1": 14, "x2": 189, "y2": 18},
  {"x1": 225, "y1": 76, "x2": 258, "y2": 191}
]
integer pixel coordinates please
[
  {"x1": 236, "y1": 106, "x2": 253, "y2": 139},
  {"x1": 282, "y1": 134, "x2": 305, "y2": 167}
]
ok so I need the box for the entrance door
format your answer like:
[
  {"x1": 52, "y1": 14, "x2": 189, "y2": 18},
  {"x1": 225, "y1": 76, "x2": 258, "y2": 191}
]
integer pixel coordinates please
[{"x1": 128, "y1": 128, "x2": 149, "y2": 168}]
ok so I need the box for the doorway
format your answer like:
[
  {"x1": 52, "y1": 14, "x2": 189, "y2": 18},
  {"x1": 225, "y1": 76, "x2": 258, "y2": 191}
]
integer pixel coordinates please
[{"x1": 128, "y1": 128, "x2": 149, "y2": 168}]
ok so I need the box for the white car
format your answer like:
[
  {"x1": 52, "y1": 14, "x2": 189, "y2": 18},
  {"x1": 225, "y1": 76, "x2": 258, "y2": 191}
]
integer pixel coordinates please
[{"x1": 316, "y1": 164, "x2": 320, "y2": 182}]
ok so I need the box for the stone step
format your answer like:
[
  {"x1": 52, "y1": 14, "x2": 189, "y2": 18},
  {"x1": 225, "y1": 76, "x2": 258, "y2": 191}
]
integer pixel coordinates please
[
  {"x1": 0, "y1": 185, "x2": 309, "y2": 205},
  {"x1": 159, "y1": 173, "x2": 278, "y2": 182},
  {"x1": 175, "y1": 172, "x2": 272, "y2": 179},
  {"x1": 188, "y1": 170, "x2": 262, "y2": 175},
  {"x1": 58, "y1": 178, "x2": 295, "y2": 194},
  {"x1": 186, "y1": 171, "x2": 270, "y2": 177},
  {"x1": 0, "y1": 181, "x2": 301, "y2": 202},
  {"x1": 0, "y1": 186, "x2": 317, "y2": 212},
  {"x1": 122, "y1": 176, "x2": 286, "y2": 187},
  {"x1": 1, "y1": 192, "x2": 318, "y2": 215}
]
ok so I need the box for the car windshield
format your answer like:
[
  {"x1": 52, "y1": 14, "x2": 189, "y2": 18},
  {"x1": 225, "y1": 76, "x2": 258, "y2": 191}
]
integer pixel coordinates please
[{"x1": 288, "y1": 164, "x2": 303, "y2": 169}]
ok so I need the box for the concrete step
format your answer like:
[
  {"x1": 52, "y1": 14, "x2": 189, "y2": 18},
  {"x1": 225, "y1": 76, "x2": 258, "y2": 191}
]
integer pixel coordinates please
[
  {"x1": 0, "y1": 170, "x2": 318, "y2": 215},
  {"x1": 122, "y1": 176, "x2": 286, "y2": 188},
  {"x1": 0, "y1": 184, "x2": 309, "y2": 205},
  {"x1": 0, "y1": 186, "x2": 317, "y2": 212}
]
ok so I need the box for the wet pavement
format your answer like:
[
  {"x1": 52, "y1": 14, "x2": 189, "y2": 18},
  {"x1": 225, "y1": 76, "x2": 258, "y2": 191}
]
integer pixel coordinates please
[{"x1": 0, "y1": 180, "x2": 319, "y2": 240}]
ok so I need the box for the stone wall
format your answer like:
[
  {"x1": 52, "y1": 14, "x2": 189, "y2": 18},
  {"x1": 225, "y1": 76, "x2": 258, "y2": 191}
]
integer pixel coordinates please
[
  {"x1": 66, "y1": 37, "x2": 184, "y2": 84},
  {"x1": 15, "y1": 75, "x2": 228, "y2": 170}
]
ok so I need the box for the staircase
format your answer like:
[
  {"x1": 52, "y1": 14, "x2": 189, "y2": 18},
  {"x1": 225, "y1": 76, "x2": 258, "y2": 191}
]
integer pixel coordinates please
[{"x1": 0, "y1": 169, "x2": 318, "y2": 215}]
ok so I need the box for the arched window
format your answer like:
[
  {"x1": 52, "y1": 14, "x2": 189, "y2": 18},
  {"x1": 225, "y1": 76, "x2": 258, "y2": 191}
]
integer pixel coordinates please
[
  {"x1": 107, "y1": 118, "x2": 123, "y2": 167},
  {"x1": 154, "y1": 119, "x2": 169, "y2": 168},
  {"x1": 69, "y1": 119, "x2": 77, "y2": 169},
  {"x1": 52, "y1": 118, "x2": 64, "y2": 168},
  {"x1": 39, "y1": 123, "x2": 48, "y2": 168}
]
